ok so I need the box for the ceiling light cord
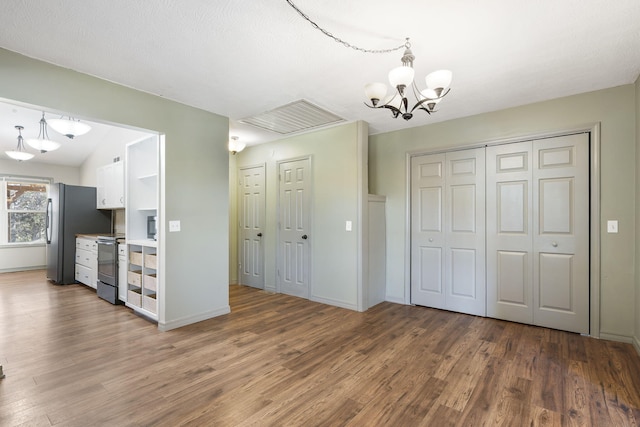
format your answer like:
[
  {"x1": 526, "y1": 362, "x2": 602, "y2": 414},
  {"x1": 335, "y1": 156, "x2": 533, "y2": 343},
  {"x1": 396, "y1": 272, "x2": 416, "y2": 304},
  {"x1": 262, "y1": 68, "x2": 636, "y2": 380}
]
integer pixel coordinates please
[{"x1": 284, "y1": 0, "x2": 406, "y2": 54}]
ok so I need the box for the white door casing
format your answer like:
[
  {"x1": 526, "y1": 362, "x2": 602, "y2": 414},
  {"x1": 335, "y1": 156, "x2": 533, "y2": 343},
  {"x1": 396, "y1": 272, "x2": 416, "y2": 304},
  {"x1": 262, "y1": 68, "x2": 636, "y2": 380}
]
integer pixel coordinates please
[
  {"x1": 239, "y1": 165, "x2": 265, "y2": 289},
  {"x1": 411, "y1": 148, "x2": 486, "y2": 316},
  {"x1": 278, "y1": 158, "x2": 311, "y2": 299}
]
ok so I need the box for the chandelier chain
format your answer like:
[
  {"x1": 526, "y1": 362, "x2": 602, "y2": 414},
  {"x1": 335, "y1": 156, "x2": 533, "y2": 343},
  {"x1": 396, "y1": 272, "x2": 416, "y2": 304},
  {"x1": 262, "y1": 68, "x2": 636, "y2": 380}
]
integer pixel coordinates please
[{"x1": 285, "y1": 0, "x2": 406, "y2": 54}]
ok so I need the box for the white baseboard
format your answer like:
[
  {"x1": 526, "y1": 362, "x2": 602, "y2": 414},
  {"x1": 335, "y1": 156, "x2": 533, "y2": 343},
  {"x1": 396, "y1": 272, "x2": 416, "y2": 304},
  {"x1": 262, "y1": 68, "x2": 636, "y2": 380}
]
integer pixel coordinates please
[
  {"x1": 158, "y1": 305, "x2": 230, "y2": 331},
  {"x1": 599, "y1": 331, "x2": 634, "y2": 344},
  {"x1": 385, "y1": 295, "x2": 406, "y2": 305},
  {"x1": 633, "y1": 335, "x2": 640, "y2": 357},
  {"x1": 310, "y1": 295, "x2": 358, "y2": 311},
  {"x1": 0, "y1": 265, "x2": 45, "y2": 274}
]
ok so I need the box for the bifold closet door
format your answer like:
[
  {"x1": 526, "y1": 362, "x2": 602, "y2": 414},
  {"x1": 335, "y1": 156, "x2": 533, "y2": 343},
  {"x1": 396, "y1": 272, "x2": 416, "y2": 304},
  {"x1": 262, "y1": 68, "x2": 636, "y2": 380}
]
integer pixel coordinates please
[
  {"x1": 411, "y1": 148, "x2": 485, "y2": 316},
  {"x1": 487, "y1": 134, "x2": 589, "y2": 334}
]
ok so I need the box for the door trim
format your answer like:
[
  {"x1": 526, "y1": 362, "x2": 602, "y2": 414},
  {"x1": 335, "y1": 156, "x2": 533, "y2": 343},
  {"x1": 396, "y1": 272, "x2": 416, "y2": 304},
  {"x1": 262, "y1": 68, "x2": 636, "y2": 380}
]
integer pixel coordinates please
[
  {"x1": 276, "y1": 155, "x2": 313, "y2": 297},
  {"x1": 404, "y1": 123, "x2": 601, "y2": 337}
]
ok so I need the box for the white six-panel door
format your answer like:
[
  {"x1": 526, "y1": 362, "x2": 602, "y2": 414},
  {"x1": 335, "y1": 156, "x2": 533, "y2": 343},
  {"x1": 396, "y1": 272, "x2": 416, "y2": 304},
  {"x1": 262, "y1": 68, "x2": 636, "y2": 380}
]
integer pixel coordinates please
[
  {"x1": 411, "y1": 148, "x2": 486, "y2": 316},
  {"x1": 412, "y1": 133, "x2": 589, "y2": 334},
  {"x1": 486, "y1": 133, "x2": 589, "y2": 334},
  {"x1": 278, "y1": 158, "x2": 311, "y2": 299},
  {"x1": 239, "y1": 165, "x2": 265, "y2": 289}
]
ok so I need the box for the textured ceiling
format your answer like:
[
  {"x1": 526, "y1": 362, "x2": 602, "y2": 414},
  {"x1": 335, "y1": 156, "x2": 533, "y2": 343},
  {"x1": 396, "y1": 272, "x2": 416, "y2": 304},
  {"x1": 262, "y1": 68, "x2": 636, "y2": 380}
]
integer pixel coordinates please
[{"x1": 1, "y1": 0, "x2": 639, "y2": 153}]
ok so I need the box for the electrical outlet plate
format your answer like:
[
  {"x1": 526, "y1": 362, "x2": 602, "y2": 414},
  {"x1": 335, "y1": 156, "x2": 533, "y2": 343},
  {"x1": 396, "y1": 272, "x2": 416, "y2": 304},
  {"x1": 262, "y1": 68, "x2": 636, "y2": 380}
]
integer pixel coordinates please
[
  {"x1": 607, "y1": 220, "x2": 618, "y2": 233},
  {"x1": 169, "y1": 220, "x2": 181, "y2": 232}
]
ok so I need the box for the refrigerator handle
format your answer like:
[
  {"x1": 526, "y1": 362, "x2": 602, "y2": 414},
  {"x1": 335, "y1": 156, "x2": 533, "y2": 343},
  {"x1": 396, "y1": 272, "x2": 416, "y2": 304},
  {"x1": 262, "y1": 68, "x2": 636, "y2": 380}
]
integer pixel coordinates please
[{"x1": 46, "y1": 198, "x2": 52, "y2": 244}]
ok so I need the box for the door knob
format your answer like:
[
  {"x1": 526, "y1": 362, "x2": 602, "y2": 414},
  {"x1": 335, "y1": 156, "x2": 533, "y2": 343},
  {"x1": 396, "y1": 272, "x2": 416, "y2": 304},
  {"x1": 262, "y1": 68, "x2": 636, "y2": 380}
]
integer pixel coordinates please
[
  {"x1": 257, "y1": 232, "x2": 262, "y2": 237},
  {"x1": 552, "y1": 242, "x2": 558, "y2": 247},
  {"x1": 301, "y1": 234, "x2": 308, "y2": 240}
]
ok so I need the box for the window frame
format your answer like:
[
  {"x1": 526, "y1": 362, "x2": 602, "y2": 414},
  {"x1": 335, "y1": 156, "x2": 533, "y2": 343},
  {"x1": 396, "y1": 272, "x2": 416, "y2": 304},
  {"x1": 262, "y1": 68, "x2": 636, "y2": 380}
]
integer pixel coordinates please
[{"x1": 0, "y1": 175, "x2": 52, "y2": 247}]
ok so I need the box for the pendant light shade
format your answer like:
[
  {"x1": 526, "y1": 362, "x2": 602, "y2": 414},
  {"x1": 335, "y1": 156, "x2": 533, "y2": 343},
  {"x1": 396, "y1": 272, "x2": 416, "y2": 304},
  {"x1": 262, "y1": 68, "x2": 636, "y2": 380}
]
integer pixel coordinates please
[
  {"x1": 228, "y1": 136, "x2": 246, "y2": 155},
  {"x1": 6, "y1": 126, "x2": 35, "y2": 161},
  {"x1": 48, "y1": 117, "x2": 91, "y2": 139},
  {"x1": 26, "y1": 112, "x2": 60, "y2": 153}
]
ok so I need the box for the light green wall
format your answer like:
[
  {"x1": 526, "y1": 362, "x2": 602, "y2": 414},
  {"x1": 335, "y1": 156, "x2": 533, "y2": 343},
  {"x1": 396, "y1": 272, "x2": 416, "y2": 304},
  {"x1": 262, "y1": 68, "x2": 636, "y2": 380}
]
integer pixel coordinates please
[
  {"x1": 370, "y1": 85, "x2": 637, "y2": 340},
  {"x1": 0, "y1": 48, "x2": 230, "y2": 330},
  {"x1": 233, "y1": 122, "x2": 367, "y2": 309}
]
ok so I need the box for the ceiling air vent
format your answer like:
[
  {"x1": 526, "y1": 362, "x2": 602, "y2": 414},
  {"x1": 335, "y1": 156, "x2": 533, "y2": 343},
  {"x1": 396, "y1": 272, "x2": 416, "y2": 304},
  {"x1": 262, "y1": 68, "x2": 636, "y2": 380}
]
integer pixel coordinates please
[{"x1": 239, "y1": 100, "x2": 344, "y2": 135}]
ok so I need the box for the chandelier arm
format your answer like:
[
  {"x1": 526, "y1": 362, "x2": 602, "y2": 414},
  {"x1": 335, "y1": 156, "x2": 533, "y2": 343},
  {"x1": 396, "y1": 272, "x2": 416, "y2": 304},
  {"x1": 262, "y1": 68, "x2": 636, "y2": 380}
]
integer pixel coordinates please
[{"x1": 285, "y1": 0, "x2": 406, "y2": 54}]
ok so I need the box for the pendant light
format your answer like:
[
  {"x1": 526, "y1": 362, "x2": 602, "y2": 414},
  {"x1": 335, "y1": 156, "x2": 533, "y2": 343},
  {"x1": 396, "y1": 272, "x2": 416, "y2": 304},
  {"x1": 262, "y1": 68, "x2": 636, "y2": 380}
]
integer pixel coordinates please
[
  {"x1": 5, "y1": 126, "x2": 35, "y2": 161},
  {"x1": 228, "y1": 136, "x2": 246, "y2": 155},
  {"x1": 26, "y1": 112, "x2": 61, "y2": 153},
  {"x1": 48, "y1": 116, "x2": 91, "y2": 139}
]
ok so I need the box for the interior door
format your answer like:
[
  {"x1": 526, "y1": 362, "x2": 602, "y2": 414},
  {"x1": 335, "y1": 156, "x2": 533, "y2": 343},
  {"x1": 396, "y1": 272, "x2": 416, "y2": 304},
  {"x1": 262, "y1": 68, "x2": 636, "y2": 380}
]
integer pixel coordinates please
[
  {"x1": 411, "y1": 153, "x2": 446, "y2": 309},
  {"x1": 486, "y1": 141, "x2": 534, "y2": 324},
  {"x1": 411, "y1": 148, "x2": 486, "y2": 316},
  {"x1": 278, "y1": 158, "x2": 311, "y2": 299},
  {"x1": 239, "y1": 165, "x2": 265, "y2": 289},
  {"x1": 533, "y1": 134, "x2": 589, "y2": 334},
  {"x1": 486, "y1": 133, "x2": 589, "y2": 334}
]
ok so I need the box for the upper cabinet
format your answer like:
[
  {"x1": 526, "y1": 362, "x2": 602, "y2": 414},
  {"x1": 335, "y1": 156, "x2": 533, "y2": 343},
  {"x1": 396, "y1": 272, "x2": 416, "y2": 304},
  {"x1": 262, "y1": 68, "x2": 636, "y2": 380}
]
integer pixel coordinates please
[
  {"x1": 97, "y1": 160, "x2": 125, "y2": 209},
  {"x1": 126, "y1": 136, "x2": 159, "y2": 242}
]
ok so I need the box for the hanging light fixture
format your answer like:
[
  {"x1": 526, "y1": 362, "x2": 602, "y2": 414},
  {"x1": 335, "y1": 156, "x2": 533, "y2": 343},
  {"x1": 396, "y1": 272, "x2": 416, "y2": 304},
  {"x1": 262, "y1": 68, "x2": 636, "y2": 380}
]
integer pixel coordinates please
[
  {"x1": 5, "y1": 126, "x2": 35, "y2": 161},
  {"x1": 47, "y1": 116, "x2": 91, "y2": 139},
  {"x1": 26, "y1": 112, "x2": 61, "y2": 153},
  {"x1": 228, "y1": 136, "x2": 246, "y2": 155},
  {"x1": 364, "y1": 39, "x2": 452, "y2": 121}
]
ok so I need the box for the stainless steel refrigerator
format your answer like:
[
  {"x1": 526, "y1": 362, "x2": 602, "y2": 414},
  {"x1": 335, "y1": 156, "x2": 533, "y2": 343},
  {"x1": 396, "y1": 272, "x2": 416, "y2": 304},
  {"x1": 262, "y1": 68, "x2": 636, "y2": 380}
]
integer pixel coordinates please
[{"x1": 46, "y1": 183, "x2": 111, "y2": 284}]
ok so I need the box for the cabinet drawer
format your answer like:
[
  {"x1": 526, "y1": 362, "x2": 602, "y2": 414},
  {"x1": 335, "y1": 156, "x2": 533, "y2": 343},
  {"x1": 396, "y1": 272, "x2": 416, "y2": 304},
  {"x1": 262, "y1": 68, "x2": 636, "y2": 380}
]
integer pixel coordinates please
[
  {"x1": 130, "y1": 251, "x2": 143, "y2": 266},
  {"x1": 128, "y1": 271, "x2": 142, "y2": 286},
  {"x1": 75, "y1": 264, "x2": 93, "y2": 286},
  {"x1": 144, "y1": 254, "x2": 157, "y2": 269},
  {"x1": 144, "y1": 274, "x2": 157, "y2": 292},
  {"x1": 76, "y1": 238, "x2": 95, "y2": 251},
  {"x1": 128, "y1": 289, "x2": 142, "y2": 307},
  {"x1": 143, "y1": 293, "x2": 157, "y2": 314},
  {"x1": 75, "y1": 248, "x2": 93, "y2": 268}
]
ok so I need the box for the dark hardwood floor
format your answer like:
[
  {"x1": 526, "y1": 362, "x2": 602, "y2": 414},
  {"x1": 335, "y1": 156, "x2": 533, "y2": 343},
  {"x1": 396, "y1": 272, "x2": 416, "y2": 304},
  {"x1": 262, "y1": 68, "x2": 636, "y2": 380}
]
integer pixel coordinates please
[{"x1": 1, "y1": 270, "x2": 639, "y2": 426}]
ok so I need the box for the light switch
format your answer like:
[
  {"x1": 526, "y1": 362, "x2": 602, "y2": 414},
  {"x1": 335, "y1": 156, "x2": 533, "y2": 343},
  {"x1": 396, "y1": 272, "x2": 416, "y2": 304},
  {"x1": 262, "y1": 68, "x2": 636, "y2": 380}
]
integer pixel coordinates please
[
  {"x1": 345, "y1": 220, "x2": 352, "y2": 232},
  {"x1": 607, "y1": 220, "x2": 618, "y2": 233},
  {"x1": 169, "y1": 220, "x2": 181, "y2": 232}
]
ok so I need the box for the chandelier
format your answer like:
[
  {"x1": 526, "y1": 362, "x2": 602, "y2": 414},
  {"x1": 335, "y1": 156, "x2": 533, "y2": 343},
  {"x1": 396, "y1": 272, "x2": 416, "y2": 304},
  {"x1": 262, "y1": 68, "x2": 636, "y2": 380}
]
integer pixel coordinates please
[
  {"x1": 48, "y1": 116, "x2": 91, "y2": 139},
  {"x1": 26, "y1": 112, "x2": 61, "y2": 153},
  {"x1": 285, "y1": 1, "x2": 452, "y2": 121},
  {"x1": 364, "y1": 39, "x2": 452, "y2": 120},
  {"x1": 6, "y1": 126, "x2": 35, "y2": 161}
]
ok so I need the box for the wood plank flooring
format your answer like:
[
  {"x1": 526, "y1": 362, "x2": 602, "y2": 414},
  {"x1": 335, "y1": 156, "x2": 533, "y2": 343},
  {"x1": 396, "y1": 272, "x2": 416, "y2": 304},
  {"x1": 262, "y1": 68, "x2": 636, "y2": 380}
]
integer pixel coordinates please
[{"x1": 1, "y1": 270, "x2": 640, "y2": 426}]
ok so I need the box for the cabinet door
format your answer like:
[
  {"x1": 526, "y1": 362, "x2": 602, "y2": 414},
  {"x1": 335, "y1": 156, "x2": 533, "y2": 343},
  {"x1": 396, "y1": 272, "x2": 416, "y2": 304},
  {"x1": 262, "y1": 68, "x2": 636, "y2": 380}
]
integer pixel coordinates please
[
  {"x1": 112, "y1": 161, "x2": 125, "y2": 208},
  {"x1": 96, "y1": 165, "x2": 108, "y2": 208}
]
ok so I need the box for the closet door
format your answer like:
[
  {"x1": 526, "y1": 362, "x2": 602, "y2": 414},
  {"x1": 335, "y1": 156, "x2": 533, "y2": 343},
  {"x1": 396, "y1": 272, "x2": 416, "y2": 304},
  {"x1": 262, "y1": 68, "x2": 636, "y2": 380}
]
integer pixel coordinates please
[
  {"x1": 486, "y1": 141, "x2": 534, "y2": 323},
  {"x1": 487, "y1": 134, "x2": 589, "y2": 334},
  {"x1": 411, "y1": 153, "x2": 446, "y2": 310},
  {"x1": 411, "y1": 148, "x2": 485, "y2": 316},
  {"x1": 533, "y1": 134, "x2": 589, "y2": 334}
]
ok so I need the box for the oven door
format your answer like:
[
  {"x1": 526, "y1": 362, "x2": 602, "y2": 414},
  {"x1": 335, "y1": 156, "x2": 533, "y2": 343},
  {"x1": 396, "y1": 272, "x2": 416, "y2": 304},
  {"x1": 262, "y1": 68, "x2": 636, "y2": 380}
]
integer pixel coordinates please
[{"x1": 97, "y1": 240, "x2": 117, "y2": 286}]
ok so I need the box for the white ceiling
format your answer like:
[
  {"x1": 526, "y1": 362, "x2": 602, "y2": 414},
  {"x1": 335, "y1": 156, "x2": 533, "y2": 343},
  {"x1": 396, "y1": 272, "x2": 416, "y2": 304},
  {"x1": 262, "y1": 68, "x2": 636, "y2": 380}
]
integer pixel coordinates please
[{"x1": 1, "y1": 0, "x2": 639, "y2": 155}]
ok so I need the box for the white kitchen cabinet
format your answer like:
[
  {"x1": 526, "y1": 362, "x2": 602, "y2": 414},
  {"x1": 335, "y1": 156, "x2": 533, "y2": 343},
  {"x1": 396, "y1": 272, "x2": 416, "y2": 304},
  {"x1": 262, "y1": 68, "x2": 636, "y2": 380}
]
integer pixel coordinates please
[
  {"x1": 126, "y1": 242, "x2": 157, "y2": 318},
  {"x1": 75, "y1": 237, "x2": 98, "y2": 288},
  {"x1": 97, "y1": 160, "x2": 125, "y2": 209},
  {"x1": 118, "y1": 243, "x2": 127, "y2": 302},
  {"x1": 125, "y1": 135, "x2": 161, "y2": 321}
]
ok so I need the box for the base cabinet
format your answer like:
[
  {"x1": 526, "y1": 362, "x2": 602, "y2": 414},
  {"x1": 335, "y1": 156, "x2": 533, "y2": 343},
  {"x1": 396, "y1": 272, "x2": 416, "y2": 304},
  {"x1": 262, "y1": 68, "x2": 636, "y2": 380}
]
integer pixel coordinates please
[
  {"x1": 118, "y1": 243, "x2": 127, "y2": 302},
  {"x1": 126, "y1": 241, "x2": 158, "y2": 318},
  {"x1": 75, "y1": 237, "x2": 98, "y2": 288}
]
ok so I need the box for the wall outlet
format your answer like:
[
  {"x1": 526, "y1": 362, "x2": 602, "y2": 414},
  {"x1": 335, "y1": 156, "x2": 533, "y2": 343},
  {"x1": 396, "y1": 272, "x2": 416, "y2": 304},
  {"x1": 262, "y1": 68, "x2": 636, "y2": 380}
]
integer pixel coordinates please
[
  {"x1": 169, "y1": 220, "x2": 181, "y2": 232},
  {"x1": 345, "y1": 220, "x2": 352, "y2": 232},
  {"x1": 607, "y1": 220, "x2": 618, "y2": 233}
]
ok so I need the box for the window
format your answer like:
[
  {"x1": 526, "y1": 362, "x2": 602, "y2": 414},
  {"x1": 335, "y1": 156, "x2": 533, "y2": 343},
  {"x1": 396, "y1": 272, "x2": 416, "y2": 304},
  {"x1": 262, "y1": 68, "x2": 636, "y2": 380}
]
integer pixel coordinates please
[{"x1": 0, "y1": 177, "x2": 50, "y2": 245}]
